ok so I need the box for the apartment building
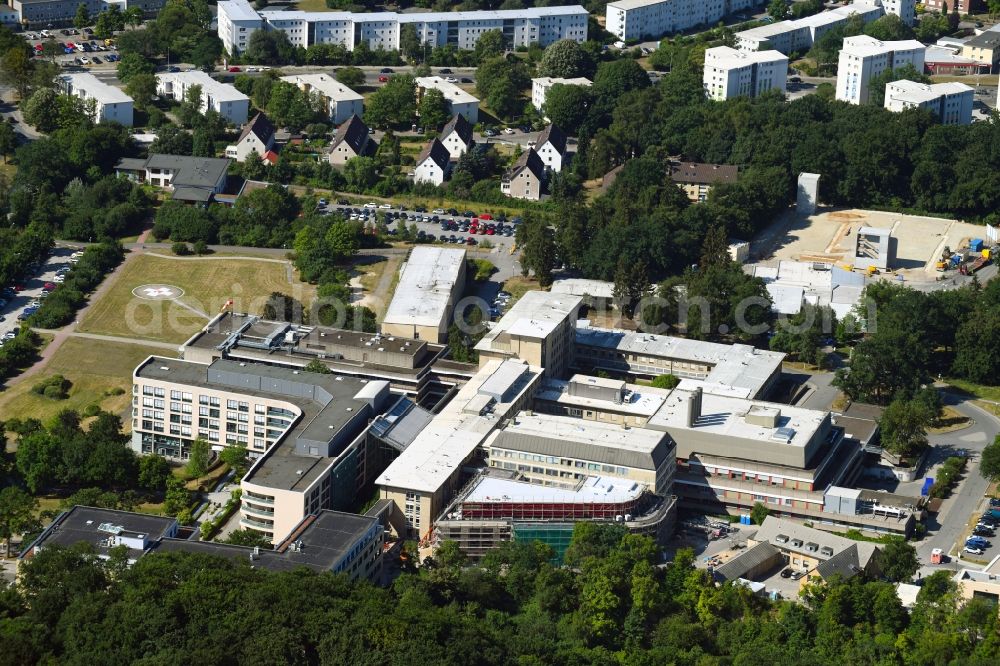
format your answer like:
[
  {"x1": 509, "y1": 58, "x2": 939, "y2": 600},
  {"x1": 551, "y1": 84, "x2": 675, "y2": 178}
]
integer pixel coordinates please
[
  {"x1": 531, "y1": 76, "x2": 592, "y2": 113},
  {"x1": 735, "y1": 3, "x2": 884, "y2": 54},
  {"x1": 132, "y1": 356, "x2": 395, "y2": 544},
  {"x1": 835, "y1": 35, "x2": 926, "y2": 105},
  {"x1": 59, "y1": 73, "x2": 134, "y2": 126},
  {"x1": 217, "y1": 0, "x2": 587, "y2": 55},
  {"x1": 381, "y1": 246, "x2": 467, "y2": 343},
  {"x1": 416, "y1": 77, "x2": 480, "y2": 124},
  {"x1": 155, "y1": 70, "x2": 250, "y2": 124},
  {"x1": 280, "y1": 74, "x2": 364, "y2": 125},
  {"x1": 114, "y1": 155, "x2": 231, "y2": 203},
  {"x1": 703, "y1": 46, "x2": 788, "y2": 101},
  {"x1": 669, "y1": 161, "x2": 739, "y2": 202},
  {"x1": 884, "y1": 80, "x2": 973, "y2": 124},
  {"x1": 605, "y1": 0, "x2": 756, "y2": 43},
  {"x1": 376, "y1": 359, "x2": 543, "y2": 539},
  {"x1": 11, "y1": 0, "x2": 164, "y2": 27},
  {"x1": 960, "y1": 30, "x2": 1000, "y2": 68},
  {"x1": 924, "y1": 0, "x2": 984, "y2": 12},
  {"x1": 475, "y1": 290, "x2": 583, "y2": 378}
]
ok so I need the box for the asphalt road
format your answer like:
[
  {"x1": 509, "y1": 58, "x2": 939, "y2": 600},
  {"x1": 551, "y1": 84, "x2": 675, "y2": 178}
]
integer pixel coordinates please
[{"x1": 0, "y1": 247, "x2": 80, "y2": 339}]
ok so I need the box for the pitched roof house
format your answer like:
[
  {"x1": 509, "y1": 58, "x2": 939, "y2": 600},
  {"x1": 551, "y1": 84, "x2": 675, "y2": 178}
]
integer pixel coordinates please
[
  {"x1": 439, "y1": 114, "x2": 475, "y2": 160},
  {"x1": 413, "y1": 138, "x2": 452, "y2": 186},
  {"x1": 328, "y1": 115, "x2": 378, "y2": 166},
  {"x1": 501, "y1": 148, "x2": 546, "y2": 201}
]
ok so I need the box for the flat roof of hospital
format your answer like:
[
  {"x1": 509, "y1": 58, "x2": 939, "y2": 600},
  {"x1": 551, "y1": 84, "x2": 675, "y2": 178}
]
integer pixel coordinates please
[
  {"x1": 535, "y1": 376, "x2": 670, "y2": 417},
  {"x1": 383, "y1": 246, "x2": 466, "y2": 329},
  {"x1": 501, "y1": 412, "x2": 665, "y2": 454},
  {"x1": 465, "y1": 474, "x2": 644, "y2": 504},
  {"x1": 648, "y1": 387, "x2": 826, "y2": 449},
  {"x1": 574, "y1": 325, "x2": 784, "y2": 395},
  {"x1": 475, "y1": 291, "x2": 583, "y2": 352},
  {"x1": 376, "y1": 360, "x2": 541, "y2": 493}
]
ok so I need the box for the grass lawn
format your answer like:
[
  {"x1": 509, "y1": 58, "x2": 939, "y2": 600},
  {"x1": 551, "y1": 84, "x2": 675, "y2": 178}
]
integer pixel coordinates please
[
  {"x1": 501, "y1": 276, "x2": 544, "y2": 305},
  {"x1": 78, "y1": 254, "x2": 315, "y2": 343},
  {"x1": 0, "y1": 337, "x2": 168, "y2": 434},
  {"x1": 944, "y1": 378, "x2": 1000, "y2": 403}
]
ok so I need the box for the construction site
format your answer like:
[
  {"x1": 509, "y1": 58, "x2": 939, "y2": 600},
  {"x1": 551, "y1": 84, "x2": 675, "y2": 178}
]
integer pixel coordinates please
[{"x1": 752, "y1": 209, "x2": 994, "y2": 284}]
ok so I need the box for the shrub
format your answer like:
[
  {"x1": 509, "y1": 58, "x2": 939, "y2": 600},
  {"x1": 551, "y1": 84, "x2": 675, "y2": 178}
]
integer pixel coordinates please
[
  {"x1": 82, "y1": 404, "x2": 101, "y2": 417},
  {"x1": 32, "y1": 375, "x2": 70, "y2": 399},
  {"x1": 192, "y1": 240, "x2": 209, "y2": 255},
  {"x1": 172, "y1": 242, "x2": 190, "y2": 256}
]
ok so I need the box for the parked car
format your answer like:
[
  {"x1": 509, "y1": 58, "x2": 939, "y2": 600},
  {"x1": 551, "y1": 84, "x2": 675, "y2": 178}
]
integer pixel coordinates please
[
  {"x1": 460, "y1": 77, "x2": 472, "y2": 83},
  {"x1": 228, "y1": 66, "x2": 241, "y2": 72},
  {"x1": 378, "y1": 75, "x2": 389, "y2": 83},
  {"x1": 166, "y1": 65, "x2": 180, "y2": 72},
  {"x1": 439, "y1": 68, "x2": 452, "y2": 74},
  {"x1": 965, "y1": 546, "x2": 985, "y2": 555},
  {"x1": 43, "y1": 282, "x2": 56, "y2": 291},
  {"x1": 444, "y1": 76, "x2": 458, "y2": 83},
  {"x1": 380, "y1": 67, "x2": 393, "y2": 73},
  {"x1": 378, "y1": 203, "x2": 392, "y2": 209}
]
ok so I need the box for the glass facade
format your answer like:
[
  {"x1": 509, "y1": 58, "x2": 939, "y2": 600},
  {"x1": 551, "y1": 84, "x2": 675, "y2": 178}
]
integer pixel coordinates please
[{"x1": 512, "y1": 522, "x2": 575, "y2": 563}]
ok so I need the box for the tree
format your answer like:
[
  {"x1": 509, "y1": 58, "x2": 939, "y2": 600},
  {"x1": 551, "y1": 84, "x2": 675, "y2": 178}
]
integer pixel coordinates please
[
  {"x1": 399, "y1": 23, "x2": 422, "y2": 62},
  {"x1": 0, "y1": 121, "x2": 15, "y2": 164},
  {"x1": 538, "y1": 39, "x2": 592, "y2": 79},
  {"x1": 518, "y1": 217, "x2": 556, "y2": 287},
  {"x1": 1, "y1": 47, "x2": 35, "y2": 100},
  {"x1": 74, "y1": 3, "x2": 91, "y2": 30},
  {"x1": 125, "y1": 72, "x2": 157, "y2": 110},
  {"x1": 879, "y1": 397, "x2": 931, "y2": 457},
  {"x1": 116, "y1": 52, "x2": 155, "y2": 84},
  {"x1": 981, "y1": 435, "x2": 1000, "y2": 483},
  {"x1": 343, "y1": 156, "x2": 380, "y2": 192},
  {"x1": 0, "y1": 487, "x2": 39, "y2": 554},
  {"x1": 543, "y1": 83, "x2": 592, "y2": 135},
  {"x1": 150, "y1": 125, "x2": 193, "y2": 156},
  {"x1": 219, "y1": 444, "x2": 248, "y2": 476},
  {"x1": 952, "y1": 306, "x2": 1000, "y2": 383},
  {"x1": 474, "y1": 29, "x2": 505, "y2": 63},
  {"x1": 880, "y1": 536, "x2": 919, "y2": 582},
  {"x1": 750, "y1": 501, "x2": 769, "y2": 525},
  {"x1": 867, "y1": 62, "x2": 929, "y2": 106},
  {"x1": 417, "y1": 88, "x2": 450, "y2": 131},
  {"x1": 613, "y1": 256, "x2": 649, "y2": 319},
  {"x1": 476, "y1": 56, "x2": 530, "y2": 120},
  {"x1": 650, "y1": 374, "x2": 680, "y2": 390},
  {"x1": 222, "y1": 528, "x2": 273, "y2": 548},
  {"x1": 304, "y1": 360, "x2": 332, "y2": 374},
  {"x1": 863, "y1": 14, "x2": 916, "y2": 41},
  {"x1": 123, "y1": 6, "x2": 144, "y2": 28},
  {"x1": 244, "y1": 29, "x2": 296, "y2": 66},
  {"x1": 335, "y1": 66, "x2": 365, "y2": 87},
  {"x1": 767, "y1": 0, "x2": 788, "y2": 20},
  {"x1": 365, "y1": 75, "x2": 416, "y2": 127},
  {"x1": 185, "y1": 439, "x2": 211, "y2": 479},
  {"x1": 162, "y1": 475, "x2": 192, "y2": 516},
  {"x1": 138, "y1": 454, "x2": 171, "y2": 492}
]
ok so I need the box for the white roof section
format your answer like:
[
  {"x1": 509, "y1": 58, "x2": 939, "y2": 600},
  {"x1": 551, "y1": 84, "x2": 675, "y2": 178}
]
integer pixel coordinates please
[
  {"x1": 62, "y1": 73, "x2": 132, "y2": 104},
  {"x1": 376, "y1": 360, "x2": 541, "y2": 493},
  {"x1": 259, "y1": 5, "x2": 586, "y2": 22},
  {"x1": 476, "y1": 291, "x2": 582, "y2": 352},
  {"x1": 925, "y1": 45, "x2": 979, "y2": 62},
  {"x1": 504, "y1": 412, "x2": 665, "y2": 452},
  {"x1": 535, "y1": 376, "x2": 671, "y2": 417},
  {"x1": 551, "y1": 279, "x2": 613, "y2": 299},
  {"x1": 382, "y1": 246, "x2": 466, "y2": 329},
  {"x1": 648, "y1": 387, "x2": 826, "y2": 449},
  {"x1": 574, "y1": 324, "x2": 785, "y2": 396},
  {"x1": 279, "y1": 74, "x2": 363, "y2": 102},
  {"x1": 533, "y1": 76, "x2": 593, "y2": 87},
  {"x1": 219, "y1": 0, "x2": 262, "y2": 21},
  {"x1": 887, "y1": 80, "x2": 973, "y2": 103},
  {"x1": 841, "y1": 35, "x2": 925, "y2": 57},
  {"x1": 155, "y1": 70, "x2": 249, "y2": 103},
  {"x1": 465, "y1": 474, "x2": 644, "y2": 504},
  {"x1": 706, "y1": 45, "x2": 787, "y2": 66},
  {"x1": 895, "y1": 583, "x2": 921, "y2": 609},
  {"x1": 752, "y1": 260, "x2": 864, "y2": 318},
  {"x1": 606, "y1": 0, "x2": 667, "y2": 9},
  {"x1": 416, "y1": 76, "x2": 479, "y2": 105}
]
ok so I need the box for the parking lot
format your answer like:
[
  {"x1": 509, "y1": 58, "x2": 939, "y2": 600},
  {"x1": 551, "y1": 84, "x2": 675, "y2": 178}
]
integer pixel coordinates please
[
  {"x1": 0, "y1": 248, "x2": 81, "y2": 341},
  {"x1": 22, "y1": 27, "x2": 120, "y2": 69},
  {"x1": 322, "y1": 202, "x2": 519, "y2": 248}
]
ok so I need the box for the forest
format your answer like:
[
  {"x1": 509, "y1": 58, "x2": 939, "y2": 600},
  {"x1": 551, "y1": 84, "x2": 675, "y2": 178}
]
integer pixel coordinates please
[{"x1": 1, "y1": 524, "x2": 998, "y2": 665}]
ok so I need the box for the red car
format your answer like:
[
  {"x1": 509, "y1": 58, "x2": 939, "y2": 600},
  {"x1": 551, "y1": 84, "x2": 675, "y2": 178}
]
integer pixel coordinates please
[
  {"x1": 13, "y1": 284, "x2": 24, "y2": 292},
  {"x1": 479, "y1": 214, "x2": 493, "y2": 221},
  {"x1": 486, "y1": 228, "x2": 495, "y2": 235},
  {"x1": 378, "y1": 75, "x2": 389, "y2": 83},
  {"x1": 43, "y1": 282, "x2": 56, "y2": 291},
  {"x1": 228, "y1": 66, "x2": 241, "y2": 72}
]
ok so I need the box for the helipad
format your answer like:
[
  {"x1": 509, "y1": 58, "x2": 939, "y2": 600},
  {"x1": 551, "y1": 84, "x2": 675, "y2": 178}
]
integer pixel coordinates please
[{"x1": 132, "y1": 284, "x2": 185, "y2": 301}]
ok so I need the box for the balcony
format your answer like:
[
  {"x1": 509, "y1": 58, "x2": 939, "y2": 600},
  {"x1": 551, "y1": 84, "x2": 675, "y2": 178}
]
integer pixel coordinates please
[
  {"x1": 242, "y1": 502, "x2": 274, "y2": 518},
  {"x1": 243, "y1": 491, "x2": 273, "y2": 505},
  {"x1": 239, "y1": 515, "x2": 274, "y2": 531}
]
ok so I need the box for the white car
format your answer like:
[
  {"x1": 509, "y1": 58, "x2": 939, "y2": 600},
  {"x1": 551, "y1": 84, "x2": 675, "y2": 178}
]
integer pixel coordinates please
[
  {"x1": 445, "y1": 76, "x2": 458, "y2": 83},
  {"x1": 80, "y1": 56, "x2": 90, "y2": 65},
  {"x1": 965, "y1": 546, "x2": 985, "y2": 555},
  {"x1": 378, "y1": 203, "x2": 392, "y2": 209},
  {"x1": 432, "y1": 209, "x2": 445, "y2": 214},
  {"x1": 503, "y1": 127, "x2": 515, "y2": 135},
  {"x1": 363, "y1": 202, "x2": 377, "y2": 209},
  {"x1": 53, "y1": 275, "x2": 65, "y2": 283}
]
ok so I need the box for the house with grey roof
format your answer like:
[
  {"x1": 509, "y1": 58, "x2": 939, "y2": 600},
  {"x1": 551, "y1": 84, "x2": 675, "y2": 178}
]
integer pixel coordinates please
[
  {"x1": 439, "y1": 114, "x2": 474, "y2": 160},
  {"x1": 413, "y1": 138, "x2": 451, "y2": 186},
  {"x1": 226, "y1": 112, "x2": 276, "y2": 162},
  {"x1": 501, "y1": 148, "x2": 546, "y2": 200},
  {"x1": 114, "y1": 154, "x2": 231, "y2": 203},
  {"x1": 328, "y1": 115, "x2": 377, "y2": 166}
]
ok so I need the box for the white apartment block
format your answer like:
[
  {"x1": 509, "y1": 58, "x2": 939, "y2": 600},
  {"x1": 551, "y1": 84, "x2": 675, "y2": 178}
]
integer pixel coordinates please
[
  {"x1": 280, "y1": 74, "x2": 363, "y2": 125},
  {"x1": 835, "y1": 36, "x2": 926, "y2": 105},
  {"x1": 416, "y1": 76, "x2": 480, "y2": 124},
  {"x1": 880, "y1": 0, "x2": 916, "y2": 26},
  {"x1": 884, "y1": 80, "x2": 973, "y2": 124},
  {"x1": 60, "y1": 73, "x2": 133, "y2": 127},
  {"x1": 605, "y1": 0, "x2": 756, "y2": 42},
  {"x1": 531, "y1": 76, "x2": 592, "y2": 112},
  {"x1": 217, "y1": 0, "x2": 588, "y2": 55},
  {"x1": 736, "y1": 3, "x2": 884, "y2": 54},
  {"x1": 155, "y1": 70, "x2": 250, "y2": 124},
  {"x1": 703, "y1": 46, "x2": 788, "y2": 101}
]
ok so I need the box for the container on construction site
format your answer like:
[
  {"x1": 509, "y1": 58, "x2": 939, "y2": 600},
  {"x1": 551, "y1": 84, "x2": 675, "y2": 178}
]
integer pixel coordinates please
[{"x1": 970, "y1": 239, "x2": 984, "y2": 253}]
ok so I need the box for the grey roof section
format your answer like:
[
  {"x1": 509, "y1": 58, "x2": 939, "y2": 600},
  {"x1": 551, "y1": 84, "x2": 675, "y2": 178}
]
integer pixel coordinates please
[
  {"x1": 753, "y1": 515, "x2": 880, "y2": 568},
  {"x1": 238, "y1": 112, "x2": 276, "y2": 145},
  {"x1": 441, "y1": 113, "x2": 473, "y2": 145},
  {"x1": 505, "y1": 148, "x2": 546, "y2": 181},
  {"x1": 492, "y1": 412, "x2": 672, "y2": 471},
  {"x1": 369, "y1": 396, "x2": 435, "y2": 452},
  {"x1": 537, "y1": 124, "x2": 566, "y2": 155},
  {"x1": 116, "y1": 157, "x2": 149, "y2": 171},
  {"x1": 331, "y1": 114, "x2": 375, "y2": 156},
  {"x1": 23, "y1": 506, "x2": 177, "y2": 561},
  {"x1": 144, "y1": 154, "x2": 231, "y2": 188},
  {"x1": 172, "y1": 186, "x2": 214, "y2": 202},
  {"x1": 714, "y1": 541, "x2": 782, "y2": 582},
  {"x1": 814, "y1": 544, "x2": 865, "y2": 581},
  {"x1": 417, "y1": 138, "x2": 450, "y2": 170},
  {"x1": 152, "y1": 510, "x2": 379, "y2": 573},
  {"x1": 965, "y1": 31, "x2": 1000, "y2": 49}
]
